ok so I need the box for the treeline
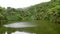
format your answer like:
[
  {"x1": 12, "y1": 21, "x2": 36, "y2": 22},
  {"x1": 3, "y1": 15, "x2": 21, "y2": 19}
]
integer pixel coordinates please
[{"x1": 0, "y1": 0, "x2": 60, "y2": 24}]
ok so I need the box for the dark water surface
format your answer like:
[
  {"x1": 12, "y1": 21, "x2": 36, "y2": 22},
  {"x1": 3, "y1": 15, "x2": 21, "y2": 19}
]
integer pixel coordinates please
[{"x1": 0, "y1": 20, "x2": 59, "y2": 34}]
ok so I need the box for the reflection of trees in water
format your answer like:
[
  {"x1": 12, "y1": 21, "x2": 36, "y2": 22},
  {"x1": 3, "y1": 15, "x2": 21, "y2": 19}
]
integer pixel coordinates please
[
  {"x1": 6, "y1": 27, "x2": 37, "y2": 33},
  {"x1": 0, "y1": 26, "x2": 6, "y2": 34},
  {"x1": 0, "y1": 27, "x2": 37, "y2": 34}
]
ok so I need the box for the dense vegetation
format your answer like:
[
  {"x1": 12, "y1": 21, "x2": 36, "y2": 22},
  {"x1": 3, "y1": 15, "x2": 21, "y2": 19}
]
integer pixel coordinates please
[
  {"x1": 0, "y1": 0, "x2": 60, "y2": 34},
  {"x1": 0, "y1": 0, "x2": 60, "y2": 23},
  {"x1": 0, "y1": 0, "x2": 60, "y2": 24}
]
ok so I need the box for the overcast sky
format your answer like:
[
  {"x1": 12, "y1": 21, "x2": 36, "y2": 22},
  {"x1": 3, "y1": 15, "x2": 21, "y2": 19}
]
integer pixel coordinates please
[{"x1": 0, "y1": 0, "x2": 51, "y2": 8}]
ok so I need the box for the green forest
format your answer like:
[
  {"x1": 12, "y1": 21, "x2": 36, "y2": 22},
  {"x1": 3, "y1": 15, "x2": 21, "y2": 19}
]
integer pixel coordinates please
[
  {"x1": 0, "y1": 0, "x2": 60, "y2": 34},
  {"x1": 0, "y1": 0, "x2": 60, "y2": 24}
]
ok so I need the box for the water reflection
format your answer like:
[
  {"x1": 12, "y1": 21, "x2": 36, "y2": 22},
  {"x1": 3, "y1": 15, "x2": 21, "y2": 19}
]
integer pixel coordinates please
[
  {"x1": 5, "y1": 31, "x2": 36, "y2": 34},
  {"x1": 1, "y1": 26, "x2": 37, "y2": 34},
  {"x1": 3, "y1": 22, "x2": 37, "y2": 28},
  {"x1": 0, "y1": 21, "x2": 58, "y2": 34},
  {"x1": 2, "y1": 22, "x2": 37, "y2": 34}
]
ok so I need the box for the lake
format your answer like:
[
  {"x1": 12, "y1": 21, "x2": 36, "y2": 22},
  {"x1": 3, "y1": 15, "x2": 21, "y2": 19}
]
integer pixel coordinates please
[{"x1": 0, "y1": 20, "x2": 58, "y2": 34}]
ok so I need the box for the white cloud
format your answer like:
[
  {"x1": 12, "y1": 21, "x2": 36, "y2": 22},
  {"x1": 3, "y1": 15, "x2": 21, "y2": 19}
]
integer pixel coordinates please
[{"x1": 0, "y1": 0, "x2": 51, "y2": 8}]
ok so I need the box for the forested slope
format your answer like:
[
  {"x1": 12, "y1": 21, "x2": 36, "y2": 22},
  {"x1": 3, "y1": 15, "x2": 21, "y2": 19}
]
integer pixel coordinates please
[{"x1": 0, "y1": 0, "x2": 60, "y2": 24}]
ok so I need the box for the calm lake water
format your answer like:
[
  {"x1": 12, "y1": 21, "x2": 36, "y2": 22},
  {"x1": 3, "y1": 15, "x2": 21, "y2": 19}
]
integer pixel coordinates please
[
  {"x1": 0, "y1": 21, "x2": 38, "y2": 34},
  {"x1": 3, "y1": 22, "x2": 37, "y2": 28},
  {"x1": 0, "y1": 21, "x2": 58, "y2": 34},
  {"x1": 5, "y1": 31, "x2": 36, "y2": 34}
]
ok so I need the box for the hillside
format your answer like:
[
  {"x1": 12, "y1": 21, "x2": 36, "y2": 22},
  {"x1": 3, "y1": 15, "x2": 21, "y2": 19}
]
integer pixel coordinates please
[
  {"x1": 0, "y1": 0, "x2": 60, "y2": 34},
  {"x1": 0, "y1": 0, "x2": 60, "y2": 24}
]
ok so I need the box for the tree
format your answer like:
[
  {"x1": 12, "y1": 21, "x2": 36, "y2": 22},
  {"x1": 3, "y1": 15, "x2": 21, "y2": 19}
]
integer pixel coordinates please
[{"x1": 47, "y1": 5, "x2": 60, "y2": 24}]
